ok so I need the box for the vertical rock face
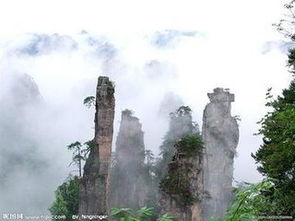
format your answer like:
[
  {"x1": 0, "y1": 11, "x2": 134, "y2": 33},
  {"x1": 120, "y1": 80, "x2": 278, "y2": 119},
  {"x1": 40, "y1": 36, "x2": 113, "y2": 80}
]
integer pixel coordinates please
[
  {"x1": 157, "y1": 107, "x2": 198, "y2": 180},
  {"x1": 202, "y1": 88, "x2": 239, "y2": 220},
  {"x1": 158, "y1": 92, "x2": 184, "y2": 118},
  {"x1": 110, "y1": 109, "x2": 148, "y2": 209},
  {"x1": 159, "y1": 107, "x2": 203, "y2": 221},
  {"x1": 0, "y1": 73, "x2": 48, "y2": 214},
  {"x1": 168, "y1": 108, "x2": 195, "y2": 139},
  {"x1": 0, "y1": 73, "x2": 42, "y2": 107},
  {"x1": 159, "y1": 135, "x2": 203, "y2": 221},
  {"x1": 79, "y1": 76, "x2": 115, "y2": 216}
]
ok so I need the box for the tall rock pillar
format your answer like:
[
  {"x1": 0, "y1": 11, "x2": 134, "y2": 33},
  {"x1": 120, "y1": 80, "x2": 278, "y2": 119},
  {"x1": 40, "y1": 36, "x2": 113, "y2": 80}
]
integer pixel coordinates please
[
  {"x1": 202, "y1": 88, "x2": 239, "y2": 220},
  {"x1": 159, "y1": 135, "x2": 203, "y2": 221},
  {"x1": 159, "y1": 107, "x2": 203, "y2": 221},
  {"x1": 79, "y1": 76, "x2": 115, "y2": 217},
  {"x1": 110, "y1": 109, "x2": 148, "y2": 209}
]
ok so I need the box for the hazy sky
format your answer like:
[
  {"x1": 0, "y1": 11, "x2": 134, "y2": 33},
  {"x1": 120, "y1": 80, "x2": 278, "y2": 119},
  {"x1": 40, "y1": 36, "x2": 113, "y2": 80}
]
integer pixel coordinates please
[{"x1": 0, "y1": 0, "x2": 293, "y2": 189}]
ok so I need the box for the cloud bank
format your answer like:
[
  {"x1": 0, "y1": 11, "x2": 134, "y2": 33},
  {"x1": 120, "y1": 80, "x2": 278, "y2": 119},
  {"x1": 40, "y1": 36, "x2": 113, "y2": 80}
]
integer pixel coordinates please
[{"x1": 0, "y1": 0, "x2": 293, "y2": 213}]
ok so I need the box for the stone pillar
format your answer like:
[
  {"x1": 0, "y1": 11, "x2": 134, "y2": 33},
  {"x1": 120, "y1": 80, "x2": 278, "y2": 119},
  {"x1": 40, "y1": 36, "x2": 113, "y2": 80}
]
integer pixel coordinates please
[
  {"x1": 157, "y1": 106, "x2": 197, "y2": 181},
  {"x1": 110, "y1": 109, "x2": 148, "y2": 209},
  {"x1": 202, "y1": 88, "x2": 239, "y2": 220},
  {"x1": 159, "y1": 135, "x2": 203, "y2": 221},
  {"x1": 79, "y1": 76, "x2": 115, "y2": 218}
]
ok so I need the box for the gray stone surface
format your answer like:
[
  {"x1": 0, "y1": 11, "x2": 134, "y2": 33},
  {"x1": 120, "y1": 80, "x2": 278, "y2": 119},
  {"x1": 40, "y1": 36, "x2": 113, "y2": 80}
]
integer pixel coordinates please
[
  {"x1": 157, "y1": 107, "x2": 198, "y2": 181},
  {"x1": 110, "y1": 110, "x2": 149, "y2": 209},
  {"x1": 202, "y1": 88, "x2": 239, "y2": 221},
  {"x1": 159, "y1": 108, "x2": 203, "y2": 221},
  {"x1": 160, "y1": 150, "x2": 203, "y2": 221},
  {"x1": 79, "y1": 76, "x2": 115, "y2": 217}
]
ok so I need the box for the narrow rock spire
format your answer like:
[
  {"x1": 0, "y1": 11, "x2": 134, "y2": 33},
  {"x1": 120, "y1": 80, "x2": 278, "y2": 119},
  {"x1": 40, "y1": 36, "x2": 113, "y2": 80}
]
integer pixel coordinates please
[
  {"x1": 202, "y1": 88, "x2": 239, "y2": 220},
  {"x1": 110, "y1": 109, "x2": 148, "y2": 209},
  {"x1": 79, "y1": 76, "x2": 115, "y2": 217},
  {"x1": 159, "y1": 106, "x2": 203, "y2": 221}
]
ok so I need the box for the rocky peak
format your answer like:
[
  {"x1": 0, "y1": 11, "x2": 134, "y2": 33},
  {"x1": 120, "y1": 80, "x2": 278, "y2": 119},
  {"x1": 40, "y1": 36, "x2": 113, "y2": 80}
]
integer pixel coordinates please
[
  {"x1": 202, "y1": 87, "x2": 239, "y2": 220},
  {"x1": 110, "y1": 109, "x2": 148, "y2": 209},
  {"x1": 79, "y1": 76, "x2": 115, "y2": 217}
]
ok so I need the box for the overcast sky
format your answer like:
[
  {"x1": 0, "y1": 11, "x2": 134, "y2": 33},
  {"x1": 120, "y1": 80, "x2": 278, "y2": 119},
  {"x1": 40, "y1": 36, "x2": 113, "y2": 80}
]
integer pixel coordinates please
[{"x1": 0, "y1": 0, "x2": 293, "y2": 187}]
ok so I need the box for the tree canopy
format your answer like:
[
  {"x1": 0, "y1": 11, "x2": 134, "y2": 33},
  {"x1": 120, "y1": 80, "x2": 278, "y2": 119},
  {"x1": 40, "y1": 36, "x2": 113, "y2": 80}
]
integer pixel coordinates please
[
  {"x1": 251, "y1": 2, "x2": 295, "y2": 215},
  {"x1": 49, "y1": 176, "x2": 80, "y2": 220}
]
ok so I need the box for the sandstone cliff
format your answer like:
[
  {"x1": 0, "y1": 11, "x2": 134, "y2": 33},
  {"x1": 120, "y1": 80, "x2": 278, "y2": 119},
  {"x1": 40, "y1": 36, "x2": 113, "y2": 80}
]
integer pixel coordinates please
[
  {"x1": 157, "y1": 106, "x2": 197, "y2": 181},
  {"x1": 110, "y1": 109, "x2": 149, "y2": 209},
  {"x1": 79, "y1": 76, "x2": 115, "y2": 217},
  {"x1": 159, "y1": 106, "x2": 203, "y2": 221},
  {"x1": 159, "y1": 134, "x2": 203, "y2": 221},
  {"x1": 202, "y1": 88, "x2": 239, "y2": 220}
]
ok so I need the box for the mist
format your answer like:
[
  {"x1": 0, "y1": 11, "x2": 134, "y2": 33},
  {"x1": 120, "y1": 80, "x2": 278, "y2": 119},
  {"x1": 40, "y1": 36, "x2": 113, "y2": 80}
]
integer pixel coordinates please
[{"x1": 0, "y1": 15, "x2": 292, "y2": 213}]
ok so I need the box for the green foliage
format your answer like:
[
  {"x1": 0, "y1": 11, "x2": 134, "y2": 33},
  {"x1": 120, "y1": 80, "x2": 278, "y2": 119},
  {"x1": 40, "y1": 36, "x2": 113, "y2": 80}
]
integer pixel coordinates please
[
  {"x1": 252, "y1": 83, "x2": 295, "y2": 216},
  {"x1": 175, "y1": 134, "x2": 203, "y2": 156},
  {"x1": 110, "y1": 207, "x2": 174, "y2": 221},
  {"x1": 159, "y1": 134, "x2": 203, "y2": 207},
  {"x1": 83, "y1": 96, "x2": 95, "y2": 108},
  {"x1": 208, "y1": 217, "x2": 219, "y2": 221},
  {"x1": 222, "y1": 178, "x2": 291, "y2": 221},
  {"x1": 157, "y1": 214, "x2": 174, "y2": 221},
  {"x1": 108, "y1": 80, "x2": 116, "y2": 88},
  {"x1": 250, "y1": 5, "x2": 295, "y2": 216},
  {"x1": 111, "y1": 207, "x2": 153, "y2": 221},
  {"x1": 67, "y1": 140, "x2": 94, "y2": 177},
  {"x1": 49, "y1": 176, "x2": 80, "y2": 220},
  {"x1": 155, "y1": 105, "x2": 198, "y2": 182},
  {"x1": 288, "y1": 48, "x2": 295, "y2": 73},
  {"x1": 82, "y1": 139, "x2": 95, "y2": 156},
  {"x1": 160, "y1": 165, "x2": 194, "y2": 207},
  {"x1": 152, "y1": 106, "x2": 201, "y2": 212},
  {"x1": 111, "y1": 208, "x2": 137, "y2": 221},
  {"x1": 273, "y1": 0, "x2": 295, "y2": 40},
  {"x1": 106, "y1": 80, "x2": 115, "y2": 98},
  {"x1": 67, "y1": 141, "x2": 82, "y2": 150},
  {"x1": 67, "y1": 141, "x2": 84, "y2": 177},
  {"x1": 49, "y1": 191, "x2": 68, "y2": 216}
]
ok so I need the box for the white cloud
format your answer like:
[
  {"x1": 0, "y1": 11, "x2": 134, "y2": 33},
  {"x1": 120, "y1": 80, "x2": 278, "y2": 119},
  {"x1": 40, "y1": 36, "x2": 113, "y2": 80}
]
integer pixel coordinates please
[{"x1": 0, "y1": 0, "x2": 293, "y2": 212}]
